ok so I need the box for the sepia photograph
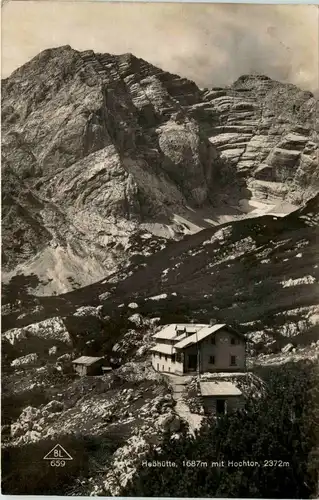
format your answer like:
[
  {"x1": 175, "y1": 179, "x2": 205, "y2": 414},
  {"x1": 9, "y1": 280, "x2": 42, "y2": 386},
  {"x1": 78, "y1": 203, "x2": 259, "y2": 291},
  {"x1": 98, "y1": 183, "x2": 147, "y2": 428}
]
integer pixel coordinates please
[{"x1": 1, "y1": 0, "x2": 319, "y2": 497}]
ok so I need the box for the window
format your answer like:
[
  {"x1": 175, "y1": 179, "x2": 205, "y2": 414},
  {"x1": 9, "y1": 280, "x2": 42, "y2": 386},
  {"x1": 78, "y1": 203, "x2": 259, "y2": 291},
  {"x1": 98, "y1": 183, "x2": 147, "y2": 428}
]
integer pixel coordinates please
[
  {"x1": 211, "y1": 337, "x2": 216, "y2": 345},
  {"x1": 209, "y1": 355, "x2": 215, "y2": 365},
  {"x1": 159, "y1": 353, "x2": 162, "y2": 359},
  {"x1": 172, "y1": 354, "x2": 176, "y2": 363},
  {"x1": 176, "y1": 352, "x2": 182, "y2": 362},
  {"x1": 231, "y1": 337, "x2": 239, "y2": 345},
  {"x1": 165, "y1": 355, "x2": 167, "y2": 361},
  {"x1": 230, "y1": 355, "x2": 237, "y2": 366}
]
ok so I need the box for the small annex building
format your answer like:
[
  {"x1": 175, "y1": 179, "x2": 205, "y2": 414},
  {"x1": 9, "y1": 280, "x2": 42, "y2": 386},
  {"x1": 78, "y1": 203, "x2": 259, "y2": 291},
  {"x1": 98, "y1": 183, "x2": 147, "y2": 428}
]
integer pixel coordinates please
[
  {"x1": 151, "y1": 323, "x2": 246, "y2": 375},
  {"x1": 199, "y1": 381, "x2": 244, "y2": 415},
  {"x1": 72, "y1": 356, "x2": 104, "y2": 376}
]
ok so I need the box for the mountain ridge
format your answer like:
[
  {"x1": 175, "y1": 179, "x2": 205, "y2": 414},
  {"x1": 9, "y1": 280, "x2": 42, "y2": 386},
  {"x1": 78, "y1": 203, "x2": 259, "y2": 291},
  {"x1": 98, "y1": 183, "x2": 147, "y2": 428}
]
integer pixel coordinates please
[{"x1": 2, "y1": 45, "x2": 318, "y2": 294}]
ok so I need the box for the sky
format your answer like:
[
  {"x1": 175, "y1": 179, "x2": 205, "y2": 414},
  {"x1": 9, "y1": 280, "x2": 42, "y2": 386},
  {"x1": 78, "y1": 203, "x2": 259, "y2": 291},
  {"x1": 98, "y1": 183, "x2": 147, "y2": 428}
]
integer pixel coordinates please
[{"x1": 1, "y1": 1, "x2": 318, "y2": 92}]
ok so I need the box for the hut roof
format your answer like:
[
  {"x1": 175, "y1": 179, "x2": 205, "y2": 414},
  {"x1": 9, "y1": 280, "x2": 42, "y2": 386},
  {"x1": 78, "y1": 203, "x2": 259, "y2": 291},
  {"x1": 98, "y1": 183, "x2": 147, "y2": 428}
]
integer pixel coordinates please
[
  {"x1": 200, "y1": 381, "x2": 242, "y2": 397},
  {"x1": 72, "y1": 356, "x2": 103, "y2": 366}
]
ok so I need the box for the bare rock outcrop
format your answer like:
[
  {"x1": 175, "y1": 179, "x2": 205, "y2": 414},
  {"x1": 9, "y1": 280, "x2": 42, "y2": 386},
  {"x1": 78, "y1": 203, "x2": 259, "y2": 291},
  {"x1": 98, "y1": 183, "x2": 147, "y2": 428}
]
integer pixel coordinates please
[
  {"x1": 10, "y1": 353, "x2": 38, "y2": 367},
  {"x1": 203, "y1": 75, "x2": 318, "y2": 203},
  {"x1": 1, "y1": 47, "x2": 216, "y2": 293},
  {"x1": 4, "y1": 317, "x2": 72, "y2": 346},
  {"x1": 2, "y1": 48, "x2": 318, "y2": 294}
]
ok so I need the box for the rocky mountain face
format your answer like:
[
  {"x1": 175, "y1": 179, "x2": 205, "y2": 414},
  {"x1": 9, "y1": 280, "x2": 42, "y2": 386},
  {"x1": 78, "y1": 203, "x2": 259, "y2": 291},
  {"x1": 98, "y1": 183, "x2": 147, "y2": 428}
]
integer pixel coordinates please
[
  {"x1": 2, "y1": 45, "x2": 318, "y2": 493},
  {"x1": 2, "y1": 45, "x2": 318, "y2": 294},
  {"x1": 3, "y1": 194, "x2": 318, "y2": 355},
  {"x1": 203, "y1": 75, "x2": 318, "y2": 201}
]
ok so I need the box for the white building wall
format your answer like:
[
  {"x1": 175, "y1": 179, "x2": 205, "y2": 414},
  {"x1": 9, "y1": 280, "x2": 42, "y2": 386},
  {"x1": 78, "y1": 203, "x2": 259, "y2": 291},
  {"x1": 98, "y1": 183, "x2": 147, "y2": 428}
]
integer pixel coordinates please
[
  {"x1": 198, "y1": 330, "x2": 245, "y2": 372},
  {"x1": 181, "y1": 329, "x2": 246, "y2": 373},
  {"x1": 152, "y1": 353, "x2": 175, "y2": 373},
  {"x1": 173, "y1": 358, "x2": 184, "y2": 374},
  {"x1": 202, "y1": 395, "x2": 245, "y2": 414}
]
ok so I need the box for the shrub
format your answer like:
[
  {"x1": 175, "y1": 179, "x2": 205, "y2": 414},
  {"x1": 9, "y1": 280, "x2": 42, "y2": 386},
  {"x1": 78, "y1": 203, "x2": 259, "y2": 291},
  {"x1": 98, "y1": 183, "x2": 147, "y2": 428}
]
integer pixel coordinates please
[{"x1": 123, "y1": 361, "x2": 318, "y2": 498}]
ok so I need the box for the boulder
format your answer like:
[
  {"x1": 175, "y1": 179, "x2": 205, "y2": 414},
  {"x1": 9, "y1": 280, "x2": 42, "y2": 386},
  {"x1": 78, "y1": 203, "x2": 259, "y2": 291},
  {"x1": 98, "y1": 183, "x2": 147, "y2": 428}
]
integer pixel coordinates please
[
  {"x1": 128, "y1": 313, "x2": 143, "y2": 326},
  {"x1": 171, "y1": 433, "x2": 181, "y2": 440},
  {"x1": 281, "y1": 343, "x2": 294, "y2": 354},
  {"x1": 149, "y1": 317, "x2": 161, "y2": 325},
  {"x1": 44, "y1": 400, "x2": 64, "y2": 413},
  {"x1": 156, "y1": 412, "x2": 181, "y2": 432},
  {"x1": 17, "y1": 430, "x2": 42, "y2": 444},
  {"x1": 11, "y1": 423, "x2": 26, "y2": 438},
  {"x1": 74, "y1": 306, "x2": 103, "y2": 318},
  {"x1": 4, "y1": 317, "x2": 72, "y2": 346},
  {"x1": 11, "y1": 353, "x2": 38, "y2": 367},
  {"x1": 128, "y1": 303, "x2": 139, "y2": 309},
  {"x1": 57, "y1": 353, "x2": 71, "y2": 362}
]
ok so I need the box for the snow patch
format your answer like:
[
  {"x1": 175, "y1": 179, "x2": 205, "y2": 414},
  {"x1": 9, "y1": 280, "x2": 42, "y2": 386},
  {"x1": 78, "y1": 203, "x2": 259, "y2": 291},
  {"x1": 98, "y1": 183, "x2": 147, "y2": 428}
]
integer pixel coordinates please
[
  {"x1": 281, "y1": 275, "x2": 316, "y2": 288},
  {"x1": 148, "y1": 293, "x2": 168, "y2": 301}
]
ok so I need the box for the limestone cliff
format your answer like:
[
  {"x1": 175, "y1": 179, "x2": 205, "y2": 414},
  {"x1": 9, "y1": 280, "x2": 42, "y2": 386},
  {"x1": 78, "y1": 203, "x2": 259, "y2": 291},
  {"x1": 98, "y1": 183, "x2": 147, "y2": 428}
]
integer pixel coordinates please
[
  {"x1": 2, "y1": 46, "x2": 318, "y2": 293},
  {"x1": 202, "y1": 74, "x2": 318, "y2": 202}
]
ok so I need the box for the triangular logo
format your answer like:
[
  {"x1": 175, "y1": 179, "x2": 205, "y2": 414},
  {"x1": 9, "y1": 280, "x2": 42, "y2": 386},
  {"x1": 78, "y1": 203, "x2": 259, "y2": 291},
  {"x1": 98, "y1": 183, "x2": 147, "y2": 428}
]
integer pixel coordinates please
[{"x1": 43, "y1": 444, "x2": 73, "y2": 460}]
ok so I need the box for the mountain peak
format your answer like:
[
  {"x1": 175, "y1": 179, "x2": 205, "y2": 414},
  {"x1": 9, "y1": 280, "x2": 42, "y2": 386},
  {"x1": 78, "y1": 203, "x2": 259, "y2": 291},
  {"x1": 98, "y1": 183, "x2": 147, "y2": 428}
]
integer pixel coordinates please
[
  {"x1": 231, "y1": 73, "x2": 275, "y2": 90},
  {"x1": 1, "y1": 47, "x2": 318, "y2": 293}
]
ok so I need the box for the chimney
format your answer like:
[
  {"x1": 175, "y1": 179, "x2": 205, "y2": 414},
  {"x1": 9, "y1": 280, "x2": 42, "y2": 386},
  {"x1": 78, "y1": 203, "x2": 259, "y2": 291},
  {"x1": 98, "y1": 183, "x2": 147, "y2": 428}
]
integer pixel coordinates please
[{"x1": 209, "y1": 318, "x2": 217, "y2": 326}]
